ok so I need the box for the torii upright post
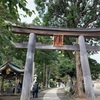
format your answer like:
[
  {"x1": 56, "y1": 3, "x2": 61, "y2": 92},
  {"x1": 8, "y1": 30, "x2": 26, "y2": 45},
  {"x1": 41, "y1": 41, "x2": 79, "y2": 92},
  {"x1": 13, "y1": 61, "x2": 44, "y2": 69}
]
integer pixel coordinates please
[
  {"x1": 78, "y1": 35, "x2": 95, "y2": 100},
  {"x1": 20, "y1": 33, "x2": 36, "y2": 100}
]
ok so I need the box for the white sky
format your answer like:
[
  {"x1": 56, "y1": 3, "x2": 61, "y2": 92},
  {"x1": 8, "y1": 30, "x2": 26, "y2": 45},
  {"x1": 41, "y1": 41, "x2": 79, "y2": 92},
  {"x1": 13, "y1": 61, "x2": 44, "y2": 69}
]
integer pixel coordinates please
[
  {"x1": 19, "y1": 0, "x2": 100, "y2": 64},
  {"x1": 19, "y1": 0, "x2": 37, "y2": 23},
  {"x1": 90, "y1": 52, "x2": 100, "y2": 63}
]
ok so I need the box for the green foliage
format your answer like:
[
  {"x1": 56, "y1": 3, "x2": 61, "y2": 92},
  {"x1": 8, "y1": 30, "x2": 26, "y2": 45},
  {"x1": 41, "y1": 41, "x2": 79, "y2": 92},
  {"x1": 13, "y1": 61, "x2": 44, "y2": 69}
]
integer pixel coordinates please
[
  {"x1": 0, "y1": 1, "x2": 33, "y2": 65},
  {"x1": 32, "y1": 17, "x2": 42, "y2": 26},
  {"x1": 49, "y1": 80, "x2": 56, "y2": 88},
  {"x1": 0, "y1": 4, "x2": 14, "y2": 63},
  {"x1": 35, "y1": 0, "x2": 100, "y2": 28},
  {"x1": 89, "y1": 58, "x2": 100, "y2": 80},
  {"x1": 0, "y1": 0, "x2": 33, "y2": 21},
  {"x1": 57, "y1": 54, "x2": 76, "y2": 77}
]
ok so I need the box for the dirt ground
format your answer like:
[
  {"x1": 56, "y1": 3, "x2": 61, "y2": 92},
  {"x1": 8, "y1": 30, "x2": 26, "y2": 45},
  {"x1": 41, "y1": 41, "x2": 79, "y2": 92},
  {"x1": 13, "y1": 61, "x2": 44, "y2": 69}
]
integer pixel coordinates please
[
  {"x1": 74, "y1": 96, "x2": 100, "y2": 100},
  {"x1": 0, "y1": 95, "x2": 100, "y2": 100},
  {"x1": 0, "y1": 95, "x2": 20, "y2": 100}
]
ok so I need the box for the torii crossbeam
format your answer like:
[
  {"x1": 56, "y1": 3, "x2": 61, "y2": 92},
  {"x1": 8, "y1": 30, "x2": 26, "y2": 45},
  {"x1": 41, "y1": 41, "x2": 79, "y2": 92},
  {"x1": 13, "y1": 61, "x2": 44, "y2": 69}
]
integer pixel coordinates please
[{"x1": 12, "y1": 26, "x2": 100, "y2": 37}]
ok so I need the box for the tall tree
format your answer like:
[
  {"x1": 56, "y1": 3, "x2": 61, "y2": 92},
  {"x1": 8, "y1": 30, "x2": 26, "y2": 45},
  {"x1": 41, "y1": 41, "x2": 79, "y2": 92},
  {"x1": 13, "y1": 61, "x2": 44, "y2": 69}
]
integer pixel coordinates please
[
  {"x1": 0, "y1": 0, "x2": 34, "y2": 65},
  {"x1": 34, "y1": 0, "x2": 100, "y2": 97}
]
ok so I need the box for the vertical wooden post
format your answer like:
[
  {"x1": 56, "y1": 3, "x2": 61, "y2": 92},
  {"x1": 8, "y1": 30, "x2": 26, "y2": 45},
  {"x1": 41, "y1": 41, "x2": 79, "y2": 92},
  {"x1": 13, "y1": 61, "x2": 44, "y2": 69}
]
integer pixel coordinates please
[
  {"x1": 20, "y1": 33, "x2": 36, "y2": 100},
  {"x1": 78, "y1": 35, "x2": 95, "y2": 100}
]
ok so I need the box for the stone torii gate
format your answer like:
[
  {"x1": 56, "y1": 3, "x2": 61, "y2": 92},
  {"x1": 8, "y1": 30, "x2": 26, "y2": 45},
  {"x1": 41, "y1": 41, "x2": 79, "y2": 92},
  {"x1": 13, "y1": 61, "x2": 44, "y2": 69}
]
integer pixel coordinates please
[{"x1": 12, "y1": 26, "x2": 100, "y2": 100}]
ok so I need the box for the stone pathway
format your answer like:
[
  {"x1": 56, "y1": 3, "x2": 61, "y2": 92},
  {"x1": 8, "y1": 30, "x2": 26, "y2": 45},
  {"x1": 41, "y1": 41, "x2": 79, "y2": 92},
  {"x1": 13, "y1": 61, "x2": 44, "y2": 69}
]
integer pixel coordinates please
[
  {"x1": 30, "y1": 88, "x2": 73, "y2": 100},
  {"x1": 43, "y1": 88, "x2": 61, "y2": 100}
]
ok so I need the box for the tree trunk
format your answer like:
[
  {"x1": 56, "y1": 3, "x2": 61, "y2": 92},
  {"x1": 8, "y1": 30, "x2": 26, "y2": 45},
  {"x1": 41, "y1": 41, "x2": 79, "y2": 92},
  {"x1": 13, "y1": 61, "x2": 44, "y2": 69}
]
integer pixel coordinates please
[
  {"x1": 64, "y1": 74, "x2": 68, "y2": 87},
  {"x1": 43, "y1": 62, "x2": 46, "y2": 87},
  {"x1": 72, "y1": 77, "x2": 77, "y2": 95},
  {"x1": 45, "y1": 65, "x2": 48, "y2": 88},
  {"x1": 76, "y1": 51, "x2": 84, "y2": 97},
  {"x1": 14, "y1": 77, "x2": 17, "y2": 94},
  {"x1": 75, "y1": 38, "x2": 84, "y2": 97}
]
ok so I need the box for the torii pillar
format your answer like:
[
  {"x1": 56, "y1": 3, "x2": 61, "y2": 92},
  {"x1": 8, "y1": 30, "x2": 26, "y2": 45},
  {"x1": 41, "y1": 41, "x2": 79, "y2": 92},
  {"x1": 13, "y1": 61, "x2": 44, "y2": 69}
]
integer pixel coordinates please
[
  {"x1": 20, "y1": 33, "x2": 36, "y2": 100},
  {"x1": 79, "y1": 35, "x2": 95, "y2": 100}
]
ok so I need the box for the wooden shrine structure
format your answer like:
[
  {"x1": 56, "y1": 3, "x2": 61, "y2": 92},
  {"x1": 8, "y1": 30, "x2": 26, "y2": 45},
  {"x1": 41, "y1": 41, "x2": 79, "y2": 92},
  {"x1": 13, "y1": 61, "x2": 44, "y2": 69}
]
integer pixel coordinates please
[
  {"x1": 0, "y1": 61, "x2": 24, "y2": 93},
  {"x1": 12, "y1": 26, "x2": 100, "y2": 100}
]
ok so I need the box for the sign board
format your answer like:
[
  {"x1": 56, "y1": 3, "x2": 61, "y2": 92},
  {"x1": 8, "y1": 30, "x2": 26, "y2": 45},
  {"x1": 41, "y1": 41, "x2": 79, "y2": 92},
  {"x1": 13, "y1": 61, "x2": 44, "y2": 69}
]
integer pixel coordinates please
[{"x1": 53, "y1": 35, "x2": 63, "y2": 46}]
